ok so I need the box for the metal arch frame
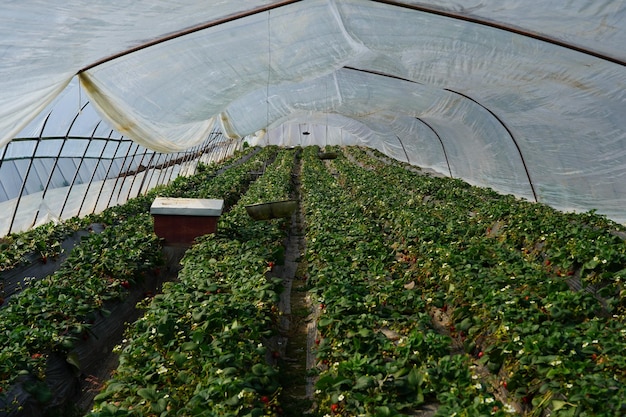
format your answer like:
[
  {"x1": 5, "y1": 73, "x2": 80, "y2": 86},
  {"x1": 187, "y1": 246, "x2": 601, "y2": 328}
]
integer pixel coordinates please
[
  {"x1": 107, "y1": 141, "x2": 138, "y2": 208},
  {"x1": 58, "y1": 121, "x2": 102, "y2": 219},
  {"x1": 92, "y1": 135, "x2": 124, "y2": 215},
  {"x1": 0, "y1": 140, "x2": 13, "y2": 202},
  {"x1": 395, "y1": 135, "x2": 411, "y2": 164},
  {"x1": 124, "y1": 145, "x2": 150, "y2": 203},
  {"x1": 444, "y1": 88, "x2": 538, "y2": 202},
  {"x1": 78, "y1": 1, "x2": 303, "y2": 74},
  {"x1": 372, "y1": 0, "x2": 626, "y2": 67},
  {"x1": 144, "y1": 152, "x2": 165, "y2": 192},
  {"x1": 8, "y1": 112, "x2": 53, "y2": 234},
  {"x1": 77, "y1": 1, "x2": 625, "y2": 76},
  {"x1": 155, "y1": 152, "x2": 174, "y2": 187},
  {"x1": 31, "y1": 102, "x2": 90, "y2": 228},
  {"x1": 78, "y1": 129, "x2": 115, "y2": 217},
  {"x1": 414, "y1": 117, "x2": 453, "y2": 178},
  {"x1": 136, "y1": 150, "x2": 157, "y2": 196},
  {"x1": 166, "y1": 151, "x2": 183, "y2": 184}
]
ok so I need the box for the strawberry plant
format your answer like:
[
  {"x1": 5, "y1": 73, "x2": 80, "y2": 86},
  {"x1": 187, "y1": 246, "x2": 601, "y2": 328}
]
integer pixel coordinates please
[{"x1": 87, "y1": 149, "x2": 296, "y2": 416}]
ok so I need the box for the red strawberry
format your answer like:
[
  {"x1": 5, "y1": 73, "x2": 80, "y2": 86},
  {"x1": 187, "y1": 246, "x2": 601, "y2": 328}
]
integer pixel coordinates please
[
  {"x1": 121, "y1": 280, "x2": 130, "y2": 289},
  {"x1": 260, "y1": 396, "x2": 270, "y2": 404},
  {"x1": 477, "y1": 351, "x2": 484, "y2": 358},
  {"x1": 330, "y1": 403, "x2": 339, "y2": 413}
]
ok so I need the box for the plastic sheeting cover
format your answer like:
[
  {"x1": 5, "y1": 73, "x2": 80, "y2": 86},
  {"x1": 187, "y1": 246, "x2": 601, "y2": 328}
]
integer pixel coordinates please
[{"x1": 1, "y1": 0, "x2": 626, "y2": 221}]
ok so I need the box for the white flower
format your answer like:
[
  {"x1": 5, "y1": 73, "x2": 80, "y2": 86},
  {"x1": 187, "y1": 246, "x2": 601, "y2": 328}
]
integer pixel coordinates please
[
  {"x1": 157, "y1": 365, "x2": 168, "y2": 374},
  {"x1": 338, "y1": 394, "x2": 345, "y2": 401},
  {"x1": 474, "y1": 382, "x2": 482, "y2": 390},
  {"x1": 565, "y1": 383, "x2": 573, "y2": 389},
  {"x1": 549, "y1": 359, "x2": 562, "y2": 366},
  {"x1": 503, "y1": 403, "x2": 516, "y2": 413},
  {"x1": 485, "y1": 397, "x2": 494, "y2": 404},
  {"x1": 582, "y1": 342, "x2": 589, "y2": 348}
]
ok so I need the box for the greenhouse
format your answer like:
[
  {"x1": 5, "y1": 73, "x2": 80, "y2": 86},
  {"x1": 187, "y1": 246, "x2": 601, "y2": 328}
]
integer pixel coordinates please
[{"x1": 1, "y1": 1, "x2": 626, "y2": 416}]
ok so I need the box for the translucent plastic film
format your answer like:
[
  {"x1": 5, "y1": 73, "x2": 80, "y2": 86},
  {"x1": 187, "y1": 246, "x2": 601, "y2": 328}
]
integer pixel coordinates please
[{"x1": 1, "y1": 0, "x2": 626, "y2": 222}]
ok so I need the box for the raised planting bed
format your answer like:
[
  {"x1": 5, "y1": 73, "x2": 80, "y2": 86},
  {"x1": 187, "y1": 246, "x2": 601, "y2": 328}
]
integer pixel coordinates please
[
  {"x1": 0, "y1": 224, "x2": 105, "y2": 307},
  {"x1": 0, "y1": 147, "x2": 275, "y2": 416},
  {"x1": 332, "y1": 145, "x2": 626, "y2": 416},
  {"x1": 86, "y1": 150, "x2": 297, "y2": 416}
]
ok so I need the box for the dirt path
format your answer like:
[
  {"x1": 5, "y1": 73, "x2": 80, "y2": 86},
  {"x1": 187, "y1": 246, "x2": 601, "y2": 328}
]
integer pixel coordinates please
[{"x1": 274, "y1": 151, "x2": 315, "y2": 415}]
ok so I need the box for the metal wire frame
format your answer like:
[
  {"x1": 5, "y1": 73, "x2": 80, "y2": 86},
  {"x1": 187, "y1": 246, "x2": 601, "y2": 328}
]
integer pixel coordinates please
[
  {"x1": 444, "y1": 88, "x2": 538, "y2": 202},
  {"x1": 372, "y1": 0, "x2": 626, "y2": 68},
  {"x1": 166, "y1": 150, "x2": 183, "y2": 184},
  {"x1": 30, "y1": 102, "x2": 90, "y2": 228},
  {"x1": 91, "y1": 135, "x2": 124, "y2": 215},
  {"x1": 154, "y1": 152, "x2": 175, "y2": 188},
  {"x1": 141, "y1": 151, "x2": 163, "y2": 194},
  {"x1": 395, "y1": 135, "x2": 411, "y2": 164},
  {"x1": 124, "y1": 145, "x2": 150, "y2": 203},
  {"x1": 58, "y1": 121, "x2": 102, "y2": 220},
  {"x1": 107, "y1": 141, "x2": 139, "y2": 208},
  {"x1": 0, "y1": 140, "x2": 13, "y2": 201},
  {"x1": 77, "y1": 129, "x2": 115, "y2": 218},
  {"x1": 415, "y1": 117, "x2": 453, "y2": 178},
  {"x1": 8, "y1": 112, "x2": 53, "y2": 234}
]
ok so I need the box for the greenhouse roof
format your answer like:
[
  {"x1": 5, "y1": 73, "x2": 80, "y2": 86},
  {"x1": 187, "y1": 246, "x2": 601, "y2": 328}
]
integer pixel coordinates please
[{"x1": 1, "y1": 1, "x2": 626, "y2": 222}]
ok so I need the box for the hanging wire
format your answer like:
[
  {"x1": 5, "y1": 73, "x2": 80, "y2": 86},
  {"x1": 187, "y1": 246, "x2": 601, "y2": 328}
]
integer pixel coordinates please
[
  {"x1": 325, "y1": 76, "x2": 329, "y2": 149},
  {"x1": 265, "y1": 10, "x2": 271, "y2": 147}
]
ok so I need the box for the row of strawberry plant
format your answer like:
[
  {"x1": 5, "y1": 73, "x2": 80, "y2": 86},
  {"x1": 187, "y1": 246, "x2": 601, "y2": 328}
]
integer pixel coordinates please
[
  {"x1": 354, "y1": 146, "x2": 626, "y2": 294},
  {"x1": 0, "y1": 147, "x2": 272, "y2": 413},
  {"x1": 0, "y1": 146, "x2": 258, "y2": 274},
  {"x1": 300, "y1": 146, "x2": 499, "y2": 416},
  {"x1": 338, "y1": 146, "x2": 626, "y2": 415},
  {"x1": 87, "y1": 149, "x2": 297, "y2": 416}
]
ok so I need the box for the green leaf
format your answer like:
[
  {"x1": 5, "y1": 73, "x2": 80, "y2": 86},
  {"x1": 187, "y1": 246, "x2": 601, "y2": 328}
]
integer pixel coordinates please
[
  {"x1": 137, "y1": 387, "x2": 159, "y2": 402},
  {"x1": 318, "y1": 317, "x2": 333, "y2": 327},
  {"x1": 181, "y1": 341, "x2": 198, "y2": 351},
  {"x1": 407, "y1": 367, "x2": 423, "y2": 389},
  {"x1": 173, "y1": 352, "x2": 188, "y2": 367},
  {"x1": 354, "y1": 375, "x2": 375, "y2": 390},
  {"x1": 66, "y1": 352, "x2": 81, "y2": 371},
  {"x1": 552, "y1": 400, "x2": 569, "y2": 411}
]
